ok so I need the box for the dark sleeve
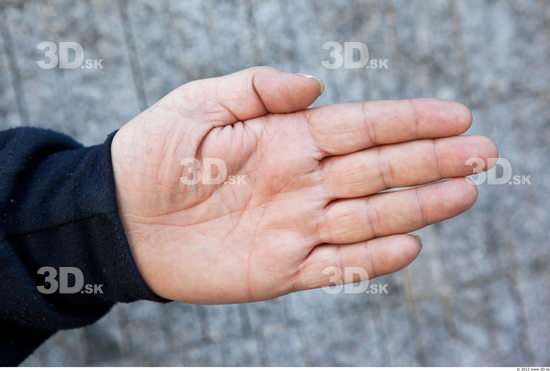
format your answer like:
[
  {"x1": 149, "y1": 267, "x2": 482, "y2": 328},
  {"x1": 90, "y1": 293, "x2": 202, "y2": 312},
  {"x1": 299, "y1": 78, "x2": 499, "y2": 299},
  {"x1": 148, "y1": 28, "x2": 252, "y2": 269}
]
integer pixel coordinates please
[{"x1": 0, "y1": 127, "x2": 166, "y2": 366}]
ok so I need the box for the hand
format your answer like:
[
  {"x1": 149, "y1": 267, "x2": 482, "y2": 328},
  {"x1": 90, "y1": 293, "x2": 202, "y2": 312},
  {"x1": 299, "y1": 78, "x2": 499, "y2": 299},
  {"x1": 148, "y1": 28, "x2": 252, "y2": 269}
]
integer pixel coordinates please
[{"x1": 111, "y1": 67, "x2": 497, "y2": 304}]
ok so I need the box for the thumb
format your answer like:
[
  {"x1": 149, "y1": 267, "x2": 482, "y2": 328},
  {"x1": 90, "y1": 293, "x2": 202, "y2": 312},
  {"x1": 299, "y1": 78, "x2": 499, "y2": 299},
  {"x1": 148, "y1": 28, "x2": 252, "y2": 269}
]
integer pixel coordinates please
[{"x1": 183, "y1": 66, "x2": 324, "y2": 123}]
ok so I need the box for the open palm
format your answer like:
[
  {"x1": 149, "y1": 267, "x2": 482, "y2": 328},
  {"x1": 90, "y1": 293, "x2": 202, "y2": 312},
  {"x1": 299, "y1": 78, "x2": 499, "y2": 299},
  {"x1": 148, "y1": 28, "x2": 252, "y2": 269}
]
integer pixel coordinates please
[{"x1": 111, "y1": 67, "x2": 497, "y2": 304}]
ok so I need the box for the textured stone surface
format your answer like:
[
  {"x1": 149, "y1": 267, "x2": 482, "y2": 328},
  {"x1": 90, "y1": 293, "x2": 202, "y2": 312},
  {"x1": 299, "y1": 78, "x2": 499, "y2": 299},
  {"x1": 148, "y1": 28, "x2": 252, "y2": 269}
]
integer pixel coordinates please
[{"x1": 0, "y1": 0, "x2": 547, "y2": 366}]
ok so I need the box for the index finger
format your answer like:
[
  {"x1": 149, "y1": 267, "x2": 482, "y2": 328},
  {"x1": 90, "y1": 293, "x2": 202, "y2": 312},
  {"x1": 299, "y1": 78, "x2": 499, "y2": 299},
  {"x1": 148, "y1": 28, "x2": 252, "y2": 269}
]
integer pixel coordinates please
[{"x1": 303, "y1": 98, "x2": 473, "y2": 157}]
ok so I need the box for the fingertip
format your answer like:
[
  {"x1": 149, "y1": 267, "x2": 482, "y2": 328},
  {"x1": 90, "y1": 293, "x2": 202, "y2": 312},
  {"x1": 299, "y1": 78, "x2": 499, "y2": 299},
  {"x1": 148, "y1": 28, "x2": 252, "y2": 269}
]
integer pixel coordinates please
[
  {"x1": 297, "y1": 73, "x2": 325, "y2": 95},
  {"x1": 280, "y1": 71, "x2": 324, "y2": 109},
  {"x1": 410, "y1": 98, "x2": 473, "y2": 137},
  {"x1": 394, "y1": 234, "x2": 423, "y2": 263},
  {"x1": 453, "y1": 102, "x2": 474, "y2": 133},
  {"x1": 437, "y1": 100, "x2": 473, "y2": 134},
  {"x1": 423, "y1": 177, "x2": 478, "y2": 218},
  {"x1": 253, "y1": 67, "x2": 324, "y2": 113},
  {"x1": 384, "y1": 234, "x2": 423, "y2": 270},
  {"x1": 457, "y1": 177, "x2": 479, "y2": 208},
  {"x1": 460, "y1": 135, "x2": 499, "y2": 172},
  {"x1": 478, "y1": 136, "x2": 499, "y2": 170},
  {"x1": 362, "y1": 235, "x2": 423, "y2": 278},
  {"x1": 411, "y1": 234, "x2": 423, "y2": 252}
]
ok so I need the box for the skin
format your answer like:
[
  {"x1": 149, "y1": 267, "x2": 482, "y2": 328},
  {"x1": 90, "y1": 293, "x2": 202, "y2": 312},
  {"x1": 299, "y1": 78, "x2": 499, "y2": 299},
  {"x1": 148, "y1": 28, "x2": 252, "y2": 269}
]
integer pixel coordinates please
[{"x1": 111, "y1": 66, "x2": 498, "y2": 304}]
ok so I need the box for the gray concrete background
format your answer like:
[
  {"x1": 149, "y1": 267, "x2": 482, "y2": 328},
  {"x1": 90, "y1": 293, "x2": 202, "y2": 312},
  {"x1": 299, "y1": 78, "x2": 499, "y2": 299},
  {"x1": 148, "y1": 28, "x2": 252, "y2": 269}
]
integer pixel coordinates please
[{"x1": 0, "y1": 0, "x2": 548, "y2": 366}]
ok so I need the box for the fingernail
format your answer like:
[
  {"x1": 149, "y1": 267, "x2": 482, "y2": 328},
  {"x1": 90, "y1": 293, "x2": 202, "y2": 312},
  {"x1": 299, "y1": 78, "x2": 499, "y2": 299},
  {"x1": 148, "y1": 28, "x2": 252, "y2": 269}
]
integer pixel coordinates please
[
  {"x1": 412, "y1": 235, "x2": 423, "y2": 251},
  {"x1": 297, "y1": 73, "x2": 325, "y2": 95}
]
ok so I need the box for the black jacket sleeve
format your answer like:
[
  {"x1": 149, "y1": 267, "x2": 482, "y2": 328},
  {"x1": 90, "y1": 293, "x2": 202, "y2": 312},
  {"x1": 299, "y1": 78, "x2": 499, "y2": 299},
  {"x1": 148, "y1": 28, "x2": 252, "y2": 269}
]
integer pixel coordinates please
[{"x1": 0, "y1": 127, "x2": 165, "y2": 366}]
